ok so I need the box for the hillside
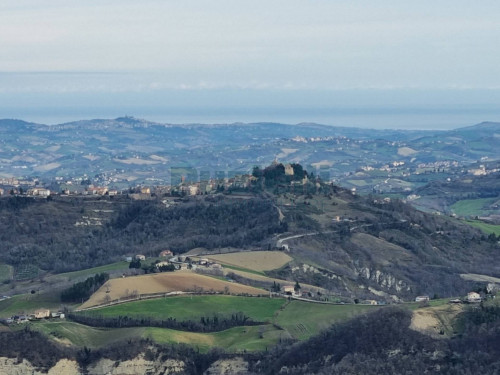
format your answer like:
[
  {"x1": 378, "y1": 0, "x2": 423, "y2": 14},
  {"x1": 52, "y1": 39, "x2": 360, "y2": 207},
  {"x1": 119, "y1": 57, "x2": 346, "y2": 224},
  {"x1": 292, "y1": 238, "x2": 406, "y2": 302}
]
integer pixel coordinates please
[{"x1": 1, "y1": 118, "x2": 499, "y2": 194}]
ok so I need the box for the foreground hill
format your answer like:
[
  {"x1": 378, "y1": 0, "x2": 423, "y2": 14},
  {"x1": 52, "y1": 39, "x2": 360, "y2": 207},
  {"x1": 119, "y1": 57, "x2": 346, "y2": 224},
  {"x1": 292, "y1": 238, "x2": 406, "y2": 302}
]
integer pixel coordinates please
[
  {"x1": 1, "y1": 301, "x2": 500, "y2": 374},
  {"x1": 1, "y1": 170, "x2": 499, "y2": 302}
]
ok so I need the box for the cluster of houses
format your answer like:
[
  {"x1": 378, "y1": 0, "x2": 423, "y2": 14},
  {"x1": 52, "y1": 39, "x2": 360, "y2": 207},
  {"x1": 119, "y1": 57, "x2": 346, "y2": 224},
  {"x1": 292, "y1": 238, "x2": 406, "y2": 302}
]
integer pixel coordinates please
[
  {"x1": 124, "y1": 250, "x2": 224, "y2": 272},
  {"x1": 415, "y1": 291, "x2": 485, "y2": 304},
  {"x1": 5, "y1": 309, "x2": 65, "y2": 324}
]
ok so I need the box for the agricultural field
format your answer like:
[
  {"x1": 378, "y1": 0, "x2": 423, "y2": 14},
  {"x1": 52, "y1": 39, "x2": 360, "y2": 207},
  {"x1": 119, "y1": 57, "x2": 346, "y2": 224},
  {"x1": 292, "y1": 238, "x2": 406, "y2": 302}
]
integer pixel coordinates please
[
  {"x1": 86, "y1": 295, "x2": 286, "y2": 322},
  {"x1": 24, "y1": 321, "x2": 146, "y2": 348},
  {"x1": 0, "y1": 292, "x2": 69, "y2": 318},
  {"x1": 274, "y1": 301, "x2": 379, "y2": 340},
  {"x1": 450, "y1": 198, "x2": 497, "y2": 217},
  {"x1": 25, "y1": 320, "x2": 284, "y2": 352},
  {"x1": 80, "y1": 271, "x2": 266, "y2": 309},
  {"x1": 26, "y1": 297, "x2": 384, "y2": 351},
  {"x1": 466, "y1": 220, "x2": 500, "y2": 236},
  {"x1": 201, "y1": 251, "x2": 292, "y2": 272},
  {"x1": 51, "y1": 261, "x2": 130, "y2": 282},
  {"x1": 146, "y1": 324, "x2": 285, "y2": 352},
  {"x1": 410, "y1": 303, "x2": 464, "y2": 338}
]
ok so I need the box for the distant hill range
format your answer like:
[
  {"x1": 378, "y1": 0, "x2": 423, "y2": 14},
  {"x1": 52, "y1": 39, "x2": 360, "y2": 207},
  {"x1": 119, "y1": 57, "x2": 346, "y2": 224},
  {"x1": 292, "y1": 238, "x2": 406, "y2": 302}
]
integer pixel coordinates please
[{"x1": 0, "y1": 117, "x2": 499, "y2": 190}]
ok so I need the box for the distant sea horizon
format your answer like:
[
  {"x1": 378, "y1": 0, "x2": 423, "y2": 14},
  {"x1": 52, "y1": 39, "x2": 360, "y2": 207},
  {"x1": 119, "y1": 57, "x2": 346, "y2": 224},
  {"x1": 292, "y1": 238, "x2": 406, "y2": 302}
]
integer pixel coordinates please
[{"x1": 2, "y1": 106, "x2": 500, "y2": 131}]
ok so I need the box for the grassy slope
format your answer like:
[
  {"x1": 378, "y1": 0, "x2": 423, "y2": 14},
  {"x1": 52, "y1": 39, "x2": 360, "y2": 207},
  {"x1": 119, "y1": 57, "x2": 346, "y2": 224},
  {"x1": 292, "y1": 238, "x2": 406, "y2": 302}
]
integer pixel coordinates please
[
  {"x1": 86, "y1": 295, "x2": 286, "y2": 322},
  {"x1": 146, "y1": 324, "x2": 284, "y2": 352},
  {"x1": 451, "y1": 198, "x2": 496, "y2": 217},
  {"x1": 26, "y1": 320, "x2": 283, "y2": 352},
  {"x1": 25, "y1": 321, "x2": 145, "y2": 348},
  {"x1": 0, "y1": 292, "x2": 70, "y2": 318},
  {"x1": 466, "y1": 220, "x2": 500, "y2": 236},
  {"x1": 275, "y1": 301, "x2": 379, "y2": 340},
  {"x1": 52, "y1": 261, "x2": 130, "y2": 281}
]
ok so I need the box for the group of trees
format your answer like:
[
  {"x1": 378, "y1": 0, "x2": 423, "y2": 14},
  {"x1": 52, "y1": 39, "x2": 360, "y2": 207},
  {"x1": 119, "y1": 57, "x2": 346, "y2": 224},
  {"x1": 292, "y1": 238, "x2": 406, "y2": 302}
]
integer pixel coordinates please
[
  {"x1": 0, "y1": 195, "x2": 285, "y2": 273},
  {"x1": 252, "y1": 162, "x2": 308, "y2": 188},
  {"x1": 60, "y1": 273, "x2": 109, "y2": 303},
  {"x1": 252, "y1": 305, "x2": 500, "y2": 374},
  {"x1": 67, "y1": 311, "x2": 259, "y2": 333}
]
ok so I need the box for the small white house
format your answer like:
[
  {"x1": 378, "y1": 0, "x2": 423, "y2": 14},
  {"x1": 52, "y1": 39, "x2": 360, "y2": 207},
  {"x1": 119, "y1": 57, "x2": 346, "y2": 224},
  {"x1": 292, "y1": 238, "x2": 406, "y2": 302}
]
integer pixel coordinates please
[
  {"x1": 467, "y1": 292, "x2": 481, "y2": 303},
  {"x1": 415, "y1": 296, "x2": 429, "y2": 303}
]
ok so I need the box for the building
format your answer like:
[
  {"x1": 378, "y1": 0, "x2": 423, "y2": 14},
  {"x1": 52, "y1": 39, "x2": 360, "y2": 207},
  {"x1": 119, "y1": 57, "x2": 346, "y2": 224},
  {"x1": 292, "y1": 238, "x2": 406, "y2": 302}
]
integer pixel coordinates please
[
  {"x1": 467, "y1": 292, "x2": 481, "y2": 303},
  {"x1": 28, "y1": 188, "x2": 51, "y2": 197},
  {"x1": 283, "y1": 285, "x2": 301, "y2": 297},
  {"x1": 156, "y1": 261, "x2": 170, "y2": 268},
  {"x1": 34, "y1": 309, "x2": 51, "y2": 319},
  {"x1": 415, "y1": 296, "x2": 429, "y2": 303},
  {"x1": 159, "y1": 250, "x2": 173, "y2": 258},
  {"x1": 188, "y1": 185, "x2": 199, "y2": 196},
  {"x1": 284, "y1": 164, "x2": 294, "y2": 176},
  {"x1": 135, "y1": 254, "x2": 146, "y2": 261},
  {"x1": 140, "y1": 187, "x2": 151, "y2": 195}
]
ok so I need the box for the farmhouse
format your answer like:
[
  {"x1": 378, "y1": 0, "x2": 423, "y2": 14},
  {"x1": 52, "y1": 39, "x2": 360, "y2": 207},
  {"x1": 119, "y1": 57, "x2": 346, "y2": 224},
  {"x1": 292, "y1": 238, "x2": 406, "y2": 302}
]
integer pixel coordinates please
[
  {"x1": 34, "y1": 309, "x2": 51, "y2": 319},
  {"x1": 415, "y1": 296, "x2": 429, "y2": 302},
  {"x1": 467, "y1": 292, "x2": 481, "y2": 303},
  {"x1": 159, "y1": 250, "x2": 173, "y2": 258},
  {"x1": 156, "y1": 261, "x2": 170, "y2": 268},
  {"x1": 28, "y1": 188, "x2": 51, "y2": 197},
  {"x1": 283, "y1": 285, "x2": 297, "y2": 296},
  {"x1": 136, "y1": 254, "x2": 146, "y2": 261}
]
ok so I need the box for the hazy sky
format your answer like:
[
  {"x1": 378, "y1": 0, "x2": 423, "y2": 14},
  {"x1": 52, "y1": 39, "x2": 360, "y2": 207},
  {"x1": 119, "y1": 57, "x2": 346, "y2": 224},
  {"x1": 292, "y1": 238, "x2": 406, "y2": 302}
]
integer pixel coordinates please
[{"x1": 1, "y1": 0, "x2": 500, "y2": 127}]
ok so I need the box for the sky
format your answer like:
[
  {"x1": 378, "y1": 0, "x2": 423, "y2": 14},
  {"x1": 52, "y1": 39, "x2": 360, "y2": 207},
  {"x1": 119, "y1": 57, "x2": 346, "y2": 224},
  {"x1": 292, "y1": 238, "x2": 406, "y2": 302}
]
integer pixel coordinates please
[{"x1": 1, "y1": 0, "x2": 500, "y2": 128}]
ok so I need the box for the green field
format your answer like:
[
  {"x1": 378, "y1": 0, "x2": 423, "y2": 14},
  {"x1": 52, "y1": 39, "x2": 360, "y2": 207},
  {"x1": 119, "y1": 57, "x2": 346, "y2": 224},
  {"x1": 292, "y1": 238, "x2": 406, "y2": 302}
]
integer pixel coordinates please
[
  {"x1": 451, "y1": 198, "x2": 496, "y2": 217},
  {"x1": 220, "y1": 264, "x2": 266, "y2": 276},
  {"x1": 0, "y1": 263, "x2": 13, "y2": 283},
  {"x1": 146, "y1": 324, "x2": 285, "y2": 352},
  {"x1": 0, "y1": 292, "x2": 69, "y2": 318},
  {"x1": 25, "y1": 320, "x2": 284, "y2": 352},
  {"x1": 25, "y1": 321, "x2": 145, "y2": 348},
  {"x1": 275, "y1": 301, "x2": 379, "y2": 340},
  {"x1": 86, "y1": 295, "x2": 286, "y2": 322},
  {"x1": 22, "y1": 296, "x2": 389, "y2": 351},
  {"x1": 466, "y1": 220, "x2": 500, "y2": 236},
  {"x1": 54, "y1": 261, "x2": 130, "y2": 281}
]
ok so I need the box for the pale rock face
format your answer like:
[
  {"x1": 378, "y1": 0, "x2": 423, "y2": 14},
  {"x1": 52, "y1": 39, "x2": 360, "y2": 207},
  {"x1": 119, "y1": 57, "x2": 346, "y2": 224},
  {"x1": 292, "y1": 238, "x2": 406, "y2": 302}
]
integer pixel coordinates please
[
  {"x1": 88, "y1": 356, "x2": 186, "y2": 375},
  {"x1": 0, "y1": 357, "x2": 81, "y2": 375},
  {"x1": 204, "y1": 357, "x2": 249, "y2": 375},
  {"x1": 359, "y1": 267, "x2": 411, "y2": 293},
  {"x1": 47, "y1": 359, "x2": 81, "y2": 375},
  {"x1": 0, "y1": 356, "x2": 186, "y2": 375}
]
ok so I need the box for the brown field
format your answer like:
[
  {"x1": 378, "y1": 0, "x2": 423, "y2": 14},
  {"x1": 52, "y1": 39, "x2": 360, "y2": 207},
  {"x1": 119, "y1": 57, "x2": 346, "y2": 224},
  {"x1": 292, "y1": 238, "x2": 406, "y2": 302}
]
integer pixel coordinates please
[
  {"x1": 410, "y1": 304, "x2": 463, "y2": 338},
  {"x1": 202, "y1": 251, "x2": 292, "y2": 271},
  {"x1": 225, "y1": 268, "x2": 326, "y2": 294},
  {"x1": 80, "y1": 271, "x2": 265, "y2": 309}
]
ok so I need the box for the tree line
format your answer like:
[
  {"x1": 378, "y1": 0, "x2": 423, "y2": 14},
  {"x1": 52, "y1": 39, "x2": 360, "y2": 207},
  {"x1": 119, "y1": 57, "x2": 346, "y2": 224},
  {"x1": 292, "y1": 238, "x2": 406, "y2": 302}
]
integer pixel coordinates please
[{"x1": 67, "y1": 311, "x2": 260, "y2": 333}]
